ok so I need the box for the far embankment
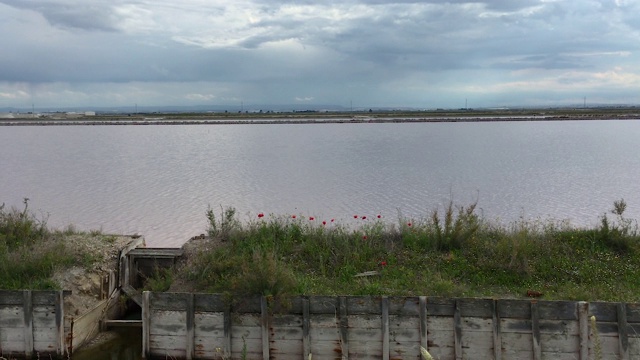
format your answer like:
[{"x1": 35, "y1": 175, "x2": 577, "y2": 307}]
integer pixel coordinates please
[{"x1": 2, "y1": 107, "x2": 639, "y2": 126}]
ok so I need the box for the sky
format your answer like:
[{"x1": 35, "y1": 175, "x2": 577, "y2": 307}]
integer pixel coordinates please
[{"x1": 1, "y1": 0, "x2": 639, "y2": 110}]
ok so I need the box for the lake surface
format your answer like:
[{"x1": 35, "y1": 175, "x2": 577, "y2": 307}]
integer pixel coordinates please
[{"x1": 1, "y1": 120, "x2": 639, "y2": 247}]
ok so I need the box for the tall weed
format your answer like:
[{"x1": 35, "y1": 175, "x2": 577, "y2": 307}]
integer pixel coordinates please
[{"x1": 430, "y1": 201, "x2": 479, "y2": 251}]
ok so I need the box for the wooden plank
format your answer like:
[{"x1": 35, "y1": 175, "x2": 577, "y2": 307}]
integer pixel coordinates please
[
  {"x1": 458, "y1": 298, "x2": 495, "y2": 318},
  {"x1": 261, "y1": 296, "x2": 269, "y2": 360},
  {"x1": 231, "y1": 325, "x2": 262, "y2": 340},
  {"x1": 103, "y1": 320, "x2": 143, "y2": 328},
  {"x1": 1, "y1": 329, "x2": 25, "y2": 341},
  {"x1": 531, "y1": 301, "x2": 541, "y2": 360},
  {"x1": 223, "y1": 304, "x2": 231, "y2": 358},
  {"x1": 186, "y1": 293, "x2": 195, "y2": 360},
  {"x1": 459, "y1": 327, "x2": 494, "y2": 359},
  {"x1": 419, "y1": 296, "x2": 428, "y2": 352},
  {"x1": 382, "y1": 296, "x2": 389, "y2": 360},
  {"x1": 0, "y1": 306, "x2": 23, "y2": 327},
  {"x1": 32, "y1": 307, "x2": 57, "y2": 327},
  {"x1": 303, "y1": 297, "x2": 311, "y2": 359},
  {"x1": 309, "y1": 296, "x2": 339, "y2": 314},
  {"x1": 149, "y1": 292, "x2": 189, "y2": 311},
  {"x1": 309, "y1": 326, "x2": 340, "y2": 341},
  {"x1": 268, "y1": 339, "x2": 303, "y2": 358},
  {"x1": 270, "y1": 326, "x2": 303, "y2": 340},
  {"x1": 193, "y1": 336, "x2": 225, "y2": 358},
  {"x1": 23, "y1": 290, "x2": 33, "y2": 358},
  {"x1": 426, "y1": 297, "x2": 456, "y2": 316},
  {"x1": 339, "y1": 296, "x2": 349, "y2": 360},
  {"x1": 194, "y1": 312, "x2": 224, "y2": 335},
  {"x1": 142, "y1": 291, "x2": 150, "y2": 358},
  {"x1": 347, "y1": 296, "x2": 381, "y2": 315},
  {"x1": 538, "y1": 301, "x2": 577, "y2": 320},
  {"x1": 427, "y1": 316, "x2": 454, "y2": 331},
  {"x1": 493, "y1": 299, "x2": 502, "y2": 360},
  {"x1": 389, "y1": 297, "x2": 420, "y2": 316},
  {"x1": 127, "y1": 248, "x2": 183, "y2": 257},
  {"x1": 149, "y1": 333, "x2": 187, "y2": 351},
  {"x1": 148, "y1": 310, "x2": 187, "y2": 335},
  {"x1": 232, "y1": 313, "x2": 262, "y2": 328},
  {"x1": 348, "y1": 340, "x2": 384, "y2": 358},
  {"x1": 390, "y1": 342, "x2": 421, "y2": 360},
  {"x1": 627, "y1": 303, "x2": 640, "y2": 322},
  {"x1": 55, "y1": 290, "x2": 64, "y2": 356},
  {"x1": 231, "y1": 337, "x2": 262, "y2": 358},
  {"x1": 618, "y1": 303, "x2": 629, "y2": 360},
  {"x1": 578, "y1": 301, "x2": 589, "y2": 360},
  {"x1": 31, "y1": 291, "x2": 57, "y2": 306},
  {"x1": 590, "y1": 302, "x2": 617, "y2": 322},
  {"x1": 194, "y1": 293, "x2": 226, "y2": 312},
  {"x1": 538, "y1": 333, "x2": 579, "y2": 353},
  {"x1": 0, "y1": 291, "x2": 25, "y2": 305},
  {"x1": 498, "y1": 299, "x2": 531, "y2": 319},
  {"x1": 233, "y1": 297, "x2": 262, "y2": 313},
  {"x1": 454, "y1": 299, "x2": 462, "y2": 360},
  {"x1": 309, "y1": 341, "x2": 345, "y2": 360}
]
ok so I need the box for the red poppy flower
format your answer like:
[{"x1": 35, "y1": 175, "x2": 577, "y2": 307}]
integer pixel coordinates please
[
  {"x1": 377, "y1": 214, "x2": 381, "y2": 219},
  {"x1": 363, "y1": 235, "x2": 368, "y2": 240},
  {"x1": 322, "y1": 221, "x2": 327, "y2": 225},
  {"x1": 353, "y1": 215, "x2": 358, "y2": 219},
  {"x1": 309, "y1": 217, "x2": 314, "y2": 221},
  {"x1": 292, "y1": 215, "x2": 297, "y2": 219},
  {"x1": 362, "y1": 216, "x2": 367, "y2": 220},
  {"x1": 258, "y1": 213, "x2": 264, "y2": 218},
  {"x1": 380, "y1": 261, "x2": 387, "y2": 266},
  {"x1": 331, "y1": 219, "x2": 335, "y2": 222},
  {"x1": 407, "y1": 222, "x2": 412, "y2": 227}
]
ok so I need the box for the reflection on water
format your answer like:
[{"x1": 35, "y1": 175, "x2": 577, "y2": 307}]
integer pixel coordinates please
[
  {"x1": 1, "y1": 120, "x2": 640, "y2": 246},
  {"x1": 72, "y1": 328, "x2": 141, "y2": 360}
]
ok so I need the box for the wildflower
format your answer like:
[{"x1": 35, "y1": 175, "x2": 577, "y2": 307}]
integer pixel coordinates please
[
  {"x1": 292, "y1": 215, "x2": 297, "y2": 219},
  {"x1": 377, "y1": 214, "x2": 381, "y2": 219},
  {"x1": 309, "y1": 217, "x2": 315, "y2": 221},
  {"x1": 363, "y1": 235, "x2": 368, "y2": 240},
  {"x1": 362, "y1": 216, "x2": 367, "y2": 220},
  {"x1": 258, "y1": 213, "x2": 264, "y2": 218},
  {"x1": 331, "y1": 219, "x2": 335, "y2": 222},
  {"x1": 407, "y1": 222, "x2": 412, "y2": 227},
  {"x1": 322, "y1": 221, "x2": 327, "y2": 225},
  {"x1": 354, "y1": 215, "x2": 358, "y2": 219},
  {"x1": 379, "y1": 261, "x2": 387, "y2": 266}
]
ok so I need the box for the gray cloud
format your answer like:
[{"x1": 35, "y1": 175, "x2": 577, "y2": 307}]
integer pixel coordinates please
[
  {"x1": 0, "y1": 0, "x2": 639, "y2": 108},
  {"x1": 0, "y1": 0, "x2": 121, "y2": 31}
]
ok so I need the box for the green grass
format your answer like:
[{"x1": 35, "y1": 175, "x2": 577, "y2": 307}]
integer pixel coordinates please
[
  {"x1": 177, "y1": 201, "x2": 640, "y2": 302},
  {"x1": 0, "y1": 199, "x2": 102, "y2": 289}
]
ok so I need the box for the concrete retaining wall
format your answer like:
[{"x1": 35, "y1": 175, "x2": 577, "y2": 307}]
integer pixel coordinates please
[
  {"x1": 142, "y1": 292, "x2": 640, "y2": 360},
  {"x1": 0, "y1": 290, "x2": 66, "y2": 358}
]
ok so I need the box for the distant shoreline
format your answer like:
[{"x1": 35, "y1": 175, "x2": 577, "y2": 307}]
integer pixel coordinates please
[{"x1": 2, "y1": 114, "x2": 639, "y2": 126}]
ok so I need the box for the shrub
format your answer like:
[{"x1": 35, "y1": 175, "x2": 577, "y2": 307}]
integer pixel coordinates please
[
  {"x1": 430, "y1": 201, "x2": 479, "y2": 251},
  {"x1": 598, "y1": 199, "x2": 639, "y2": 254},
  {"x1": 206, "y1": 206, "x2": 241, "y2": 240},
  {"x1": 0, "y1": 198, "x2": 48, "y2": 249}
]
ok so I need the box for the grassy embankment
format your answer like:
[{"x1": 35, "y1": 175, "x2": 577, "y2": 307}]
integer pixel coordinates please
[
  {"x1": 164, "y1": 200, "x2": 640, "y2": 303},
  {"x1": 0, "y1": 199, "x2": 104, "y2": 289}
]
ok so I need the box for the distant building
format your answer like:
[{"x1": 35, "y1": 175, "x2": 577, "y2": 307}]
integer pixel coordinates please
[{"x1": 84, "y1": 111, "x2": 96, "y2": 116}]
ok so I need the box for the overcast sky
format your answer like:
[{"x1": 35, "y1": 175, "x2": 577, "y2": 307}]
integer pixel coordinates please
[{"x1": 1, "y1": 0, "x2": 639, "y2": 109}]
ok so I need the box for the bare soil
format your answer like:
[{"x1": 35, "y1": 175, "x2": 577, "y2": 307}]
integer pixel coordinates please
[{"x1": 51, "y1": 234, "x2": 140, "y2": 316}]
